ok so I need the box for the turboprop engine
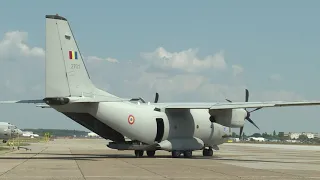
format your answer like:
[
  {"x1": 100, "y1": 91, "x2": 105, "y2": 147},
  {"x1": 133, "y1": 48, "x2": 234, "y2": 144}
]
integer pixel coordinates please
[
  {"x1": 209, "y1": 108, "x2": 247, "y2": 128},
  {"x1": 225, "y1": 88, "x2": 262, "y2": 137}
]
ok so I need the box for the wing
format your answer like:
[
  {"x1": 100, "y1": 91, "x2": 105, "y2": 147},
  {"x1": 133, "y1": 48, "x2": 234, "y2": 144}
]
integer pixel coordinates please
[
  {"x1": 154, "y1": 101, "x2": 320, "y2": 110},
  {"x1": 0, "y1": 99, "x2": 51, "y2": 108},
  {"x1": 2, "y1": 97, "x2": 320, "y2": 110}
]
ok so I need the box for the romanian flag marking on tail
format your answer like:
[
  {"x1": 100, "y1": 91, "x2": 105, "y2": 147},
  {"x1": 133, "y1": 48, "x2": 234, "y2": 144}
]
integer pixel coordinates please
[{"x1": 69, "y1": 51, "x2": 78, "y2": 60}]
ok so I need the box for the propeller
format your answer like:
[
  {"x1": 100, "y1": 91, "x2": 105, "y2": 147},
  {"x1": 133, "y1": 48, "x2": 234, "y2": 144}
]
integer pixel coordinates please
[
  {"x1": 154, "y1": 92, "x2": 159, "y2": 103},
  {"x1": 226, "y1": 89, "x2": 262, "y2": 138}
]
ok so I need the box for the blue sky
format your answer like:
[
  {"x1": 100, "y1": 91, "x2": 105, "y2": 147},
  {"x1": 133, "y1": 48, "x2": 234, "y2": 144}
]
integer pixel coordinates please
[{"x1": 0, "y1": 0, "x2": 320, "y2": 135}]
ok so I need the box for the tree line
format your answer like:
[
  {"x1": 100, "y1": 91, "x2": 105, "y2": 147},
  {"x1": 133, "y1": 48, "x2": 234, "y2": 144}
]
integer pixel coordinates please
[{"x1": 232, "y1": 130, "x2": 314, "y2": 141}]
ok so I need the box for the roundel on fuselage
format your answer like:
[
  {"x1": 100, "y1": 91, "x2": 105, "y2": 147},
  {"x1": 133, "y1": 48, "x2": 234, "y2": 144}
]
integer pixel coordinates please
[{"x1": 128, "y1": 114, "x2": 135, "y2": 125}]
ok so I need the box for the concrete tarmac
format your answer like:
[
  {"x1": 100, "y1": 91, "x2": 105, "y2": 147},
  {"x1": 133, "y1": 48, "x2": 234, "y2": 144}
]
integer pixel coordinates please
[{"x1": 0, "y1": 139, "x2": 319, "y2": 180}]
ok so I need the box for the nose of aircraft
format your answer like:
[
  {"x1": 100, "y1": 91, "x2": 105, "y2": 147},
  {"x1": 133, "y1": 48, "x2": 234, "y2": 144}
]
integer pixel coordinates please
[
  {"x1": 17, "y1": 129, "x2": 23, "y2": 136},
  {"x1": 11, "y1": 129, "x2": 23, "y2": 136}
]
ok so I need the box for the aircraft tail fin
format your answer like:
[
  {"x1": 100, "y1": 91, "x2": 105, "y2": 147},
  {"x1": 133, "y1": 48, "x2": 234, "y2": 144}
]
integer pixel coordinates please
[{"x1": 45, "y1": 14, "x2": 96, "y2": 98}]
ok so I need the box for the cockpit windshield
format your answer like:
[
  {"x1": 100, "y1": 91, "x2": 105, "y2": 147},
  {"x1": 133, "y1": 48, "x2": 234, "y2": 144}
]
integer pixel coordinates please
[{"x1": 8, "y1": 125, "x2": 17, "y2": 129}]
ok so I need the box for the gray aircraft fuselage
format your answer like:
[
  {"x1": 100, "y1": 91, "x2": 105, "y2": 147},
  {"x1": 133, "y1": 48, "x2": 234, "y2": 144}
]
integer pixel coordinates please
[{"x1": 50, "y1": 99, "x2": 239, "y2": 151}]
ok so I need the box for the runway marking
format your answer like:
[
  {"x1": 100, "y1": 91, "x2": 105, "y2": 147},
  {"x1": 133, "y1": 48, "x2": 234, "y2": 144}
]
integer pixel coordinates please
[
  {"x1": 0, "y1": 146, "x2": 48, "y2": 177},
  {"x1": 119, "y1": 159, "x2": 171, "y2": 179},
  {"x1": 69, "y1": 147, "x2": 87, "y2": 180},
  {"x1": 184, "y1": 163, "x2": 240, "y2": 178},
  {"x1": 0, "y1": 175, "x2": 317, "y2": 179},
  {"x1": 0, "y1": 149, "x2": 15, "y2": 155}
]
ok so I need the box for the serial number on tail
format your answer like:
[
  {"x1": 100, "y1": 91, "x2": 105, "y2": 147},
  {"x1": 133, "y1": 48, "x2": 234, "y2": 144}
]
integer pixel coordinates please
[{"x1": 71, "y1": 64, "x2": 80, "y2": 69}]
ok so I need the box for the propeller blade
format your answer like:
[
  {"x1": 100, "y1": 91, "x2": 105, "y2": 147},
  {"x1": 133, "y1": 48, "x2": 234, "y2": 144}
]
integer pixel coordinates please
[
  {"x1": 140, "y1": 98, "x2": 146, "y2": 103},
  {"x1": 249, "y1": 107, "x2": 262, "y2": 113},
  {"x1": 239, "y1": 127, "x2": 244, "y2": 138},
  {"x1": 154, "y1": 92, "x2": 159, "y2": 103},
  {"x1": 246, "y1": 117, "x2": 260, "y2": 130},
  {"x1": 245, "y1": 89, "x2": 249, "y2": 102},
  {"x1": 225, "y1": 99, "x2": 232, "y2": 102}
]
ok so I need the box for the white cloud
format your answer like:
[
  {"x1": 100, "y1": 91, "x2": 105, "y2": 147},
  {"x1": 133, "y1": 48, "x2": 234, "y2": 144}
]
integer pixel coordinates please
[
  {"x1": 0, "y1": 31, "x2": 45, "y2": 60},
  {"x1": 252, "y1": 90, "x2": 304, "y2": 101},
  {"x1": 0, "y1": 30, "x2": 304, "y2": 105},
  {"x1": 269, "y1": 73, "x2": 282, "y2": 81},
  {"x1": 231, "y1": 65, "x2": 244, "y2": 76},
  {"x1": 86, "y1": 56, "x2": 119, "y2": 63},
  {"x1": 140, "y1": 47, "x2": 227, "y2": 72}
]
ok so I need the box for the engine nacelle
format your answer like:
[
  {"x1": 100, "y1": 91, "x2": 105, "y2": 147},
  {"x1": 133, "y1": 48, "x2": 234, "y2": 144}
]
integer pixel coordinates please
[{"x1": 209, "y1": 108, "x2": 246, "y2": 128}]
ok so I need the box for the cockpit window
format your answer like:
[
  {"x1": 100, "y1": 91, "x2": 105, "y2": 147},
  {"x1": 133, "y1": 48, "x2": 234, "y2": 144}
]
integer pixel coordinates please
[{"x1": 8, "y1": 125, "x2": 17, "y2": 129}]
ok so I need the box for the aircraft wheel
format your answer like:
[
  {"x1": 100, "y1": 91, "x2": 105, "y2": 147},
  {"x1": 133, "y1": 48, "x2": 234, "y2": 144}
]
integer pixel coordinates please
[
  {"x1": 203, "y1": 148, "x2": 213, "y2": 156},
  {"x1": 183, "y1": 150, "x2": 192, "y2": 158},
  {"x1": 146, "y1": 150, "x2": 155, "y2": 157},
  {"x1": 134, "y1": 150, "x2": 144, "y2": 158},
  {"x1": 2, "y1": 140, "x2": 6, "y2": 143},
  {"x1": 171, "y1": 150, "x2": 181, "y2": 158}
]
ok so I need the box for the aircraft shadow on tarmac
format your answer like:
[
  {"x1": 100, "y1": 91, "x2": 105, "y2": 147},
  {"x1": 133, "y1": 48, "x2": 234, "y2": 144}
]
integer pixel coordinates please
[{"x1": 0, "y1": 152, "x2": 304, "y2": 163}]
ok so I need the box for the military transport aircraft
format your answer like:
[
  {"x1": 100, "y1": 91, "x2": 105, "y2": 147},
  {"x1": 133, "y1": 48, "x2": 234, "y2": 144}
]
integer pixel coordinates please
[
  {"x1": 0, "y1": 122, "x2": 23, "y2": 143},
  {"x1": 1, "y1": 14, "x2": 320, "y2": 158}
]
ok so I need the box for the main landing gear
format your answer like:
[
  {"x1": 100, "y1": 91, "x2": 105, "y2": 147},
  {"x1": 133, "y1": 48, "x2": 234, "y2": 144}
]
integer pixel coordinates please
[
  {"x1": 134, "y1": 150, "x2": 193, "y2": 158},
  {"x1": 134, "y1": 150, "x2": 156, "y2": 158},
  {"x1": 171, "y1": 150, "x2": 193, "y2": 158},
  {"x1": 172, "y1": 148, "x2": 212, "y2": 158},
  {"x1": 202, "y1": 148, "x2": 213, "y2": 156},
  {"x1": 134, "y1": 148, "x2": 212, "y2": 158}
]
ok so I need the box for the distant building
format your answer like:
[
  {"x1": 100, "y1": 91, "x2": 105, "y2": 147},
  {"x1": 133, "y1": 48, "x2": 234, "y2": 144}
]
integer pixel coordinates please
[
  {"x1": 285, "y1": 132, "x2": 317, "y2": 139},
  {"x1": 289, "y1": 133, "x2": 301, "y2": 139},
  {"x1": 87, "y1": 132, "x2": 99, "y2": 137},
  {"x1": 286, "y1": 139, "x2": 299, "y2": 143},
  {"x1": 232, "y1": 138, "x2": 240, "y2": 142},
  {"x1": 22, "y1": 131, "x2": 39, "y2": 138},
  {"x1": 227, "y1": 138, "x2": 240, "y2": 142},
  {"x1": 247, "y1": 137, "x2": 265, "y2": 142}
]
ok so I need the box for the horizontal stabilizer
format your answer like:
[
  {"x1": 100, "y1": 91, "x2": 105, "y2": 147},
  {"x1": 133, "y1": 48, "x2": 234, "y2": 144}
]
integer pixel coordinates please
[
  {"x1": 0, "y1": 96, "x2": 132, "y2": 109},
  {"x1": 0, "y1": 99, "x2": 44, "y2": 104},
  {"x1": 0, "y1": 99, "x2": 51, "y2": 109}
]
